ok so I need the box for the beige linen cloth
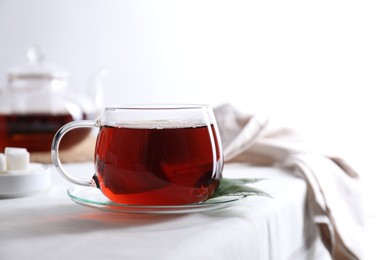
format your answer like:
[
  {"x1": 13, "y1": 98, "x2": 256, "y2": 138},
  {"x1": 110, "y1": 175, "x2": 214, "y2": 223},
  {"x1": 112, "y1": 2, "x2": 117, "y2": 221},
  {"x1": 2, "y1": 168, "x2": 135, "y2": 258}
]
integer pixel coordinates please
[
  {"x1": 214, "y1": 103, "x2": 365, "y2": 260},
  {"x1": 30, "y1": 134, "x2": 96, "y2": 163}
]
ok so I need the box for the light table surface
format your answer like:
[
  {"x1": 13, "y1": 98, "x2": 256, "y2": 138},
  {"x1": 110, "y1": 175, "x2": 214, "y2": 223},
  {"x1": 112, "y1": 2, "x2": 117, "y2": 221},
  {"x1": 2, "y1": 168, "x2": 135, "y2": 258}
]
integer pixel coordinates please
[{"x1": 0, "y1": 163, "x2": 329, "y2": 260}]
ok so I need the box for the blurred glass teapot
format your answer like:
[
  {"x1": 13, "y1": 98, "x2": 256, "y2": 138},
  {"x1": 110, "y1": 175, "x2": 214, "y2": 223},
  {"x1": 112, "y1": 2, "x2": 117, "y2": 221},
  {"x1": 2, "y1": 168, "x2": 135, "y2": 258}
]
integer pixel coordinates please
[{"x1": 0, "y1": 45, "x2": 106, "y2": 152}]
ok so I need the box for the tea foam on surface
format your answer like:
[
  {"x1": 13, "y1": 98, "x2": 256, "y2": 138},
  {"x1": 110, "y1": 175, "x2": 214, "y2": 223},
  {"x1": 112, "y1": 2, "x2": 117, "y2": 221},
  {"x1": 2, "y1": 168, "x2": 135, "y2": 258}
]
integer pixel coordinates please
[{"x1": 107, "y1": 120, "x2": 207, "y2": 129}]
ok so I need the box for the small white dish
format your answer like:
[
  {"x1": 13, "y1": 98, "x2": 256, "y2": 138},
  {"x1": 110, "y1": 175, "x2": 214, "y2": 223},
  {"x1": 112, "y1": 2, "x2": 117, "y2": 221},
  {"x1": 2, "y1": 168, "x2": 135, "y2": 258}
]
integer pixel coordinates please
[{"x1": 0, "y1": 163, "x2": 51, "y2": 198}]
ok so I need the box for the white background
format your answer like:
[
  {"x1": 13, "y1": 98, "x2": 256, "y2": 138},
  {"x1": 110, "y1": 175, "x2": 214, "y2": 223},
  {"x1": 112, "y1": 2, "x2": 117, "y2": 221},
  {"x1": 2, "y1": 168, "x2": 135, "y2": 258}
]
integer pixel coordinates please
[{"x1": 0, "y1": 0, "x2": 389, "y2": 257}]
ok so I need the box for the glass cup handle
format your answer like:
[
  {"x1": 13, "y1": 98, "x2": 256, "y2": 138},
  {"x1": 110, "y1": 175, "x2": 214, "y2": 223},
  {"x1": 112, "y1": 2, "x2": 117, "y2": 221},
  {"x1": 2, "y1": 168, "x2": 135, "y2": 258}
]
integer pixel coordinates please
[{"x1": 51, "y1": 120, "x2": 98, "y2": 187}]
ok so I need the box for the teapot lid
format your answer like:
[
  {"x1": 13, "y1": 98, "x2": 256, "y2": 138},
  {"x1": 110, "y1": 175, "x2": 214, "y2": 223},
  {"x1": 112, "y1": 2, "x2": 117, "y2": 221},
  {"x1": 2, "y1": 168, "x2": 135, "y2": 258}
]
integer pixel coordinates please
[{"x1": 7, "y1": 45, "x2": 68, "y2": 82}]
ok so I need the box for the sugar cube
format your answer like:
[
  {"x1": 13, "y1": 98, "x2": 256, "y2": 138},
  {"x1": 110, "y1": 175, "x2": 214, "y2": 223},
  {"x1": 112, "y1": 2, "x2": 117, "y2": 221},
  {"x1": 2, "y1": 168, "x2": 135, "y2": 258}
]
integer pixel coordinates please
[
  {"x1": 5, "y1": 147, "x2": 30, "y2": 171},
  {"x1": 0, "y1": 153, "x2": 6, "y2": 173}
]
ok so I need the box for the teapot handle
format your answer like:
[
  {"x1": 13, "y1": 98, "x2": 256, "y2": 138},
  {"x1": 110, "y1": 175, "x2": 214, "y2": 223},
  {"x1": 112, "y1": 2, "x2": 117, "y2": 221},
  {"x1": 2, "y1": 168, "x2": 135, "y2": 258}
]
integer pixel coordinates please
[{"x1": 51, "y1": 120, "x2": 98, "y2": 187}]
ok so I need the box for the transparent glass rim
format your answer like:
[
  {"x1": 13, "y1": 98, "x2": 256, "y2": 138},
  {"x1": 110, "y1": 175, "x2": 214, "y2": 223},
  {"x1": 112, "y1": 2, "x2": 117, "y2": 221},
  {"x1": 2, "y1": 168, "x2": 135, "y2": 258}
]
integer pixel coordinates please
[{"x1": 105, "y1": 104, "x2": 210, "y2": 111}]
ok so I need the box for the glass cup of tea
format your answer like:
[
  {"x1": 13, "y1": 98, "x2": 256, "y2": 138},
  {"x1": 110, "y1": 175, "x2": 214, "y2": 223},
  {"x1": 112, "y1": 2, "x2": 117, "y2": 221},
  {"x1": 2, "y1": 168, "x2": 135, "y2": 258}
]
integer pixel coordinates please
[{"x1": 51, "y1": 104, "x2": 224, "y2": 205}]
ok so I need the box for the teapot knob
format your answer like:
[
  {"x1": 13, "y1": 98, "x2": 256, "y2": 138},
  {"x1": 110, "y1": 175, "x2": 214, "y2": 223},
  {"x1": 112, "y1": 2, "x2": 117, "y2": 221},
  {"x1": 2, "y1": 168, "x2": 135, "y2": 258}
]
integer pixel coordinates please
[
  {"x1": 87, "y1": 68, "x2": 108, "y2": 109},
  {"x1": 26, "y1": 45, "x2": 45, "y2": 65}
]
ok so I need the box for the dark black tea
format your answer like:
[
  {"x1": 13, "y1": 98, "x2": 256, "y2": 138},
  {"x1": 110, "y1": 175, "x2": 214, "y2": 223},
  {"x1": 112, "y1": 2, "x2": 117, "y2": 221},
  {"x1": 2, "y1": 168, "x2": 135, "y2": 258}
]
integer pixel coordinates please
[
  {"x1": 0, "y1": 113, "x2": 90, "y2": 152},
  {"x1": 94, "y1": 124, "x2": 223, "y2": 205}
]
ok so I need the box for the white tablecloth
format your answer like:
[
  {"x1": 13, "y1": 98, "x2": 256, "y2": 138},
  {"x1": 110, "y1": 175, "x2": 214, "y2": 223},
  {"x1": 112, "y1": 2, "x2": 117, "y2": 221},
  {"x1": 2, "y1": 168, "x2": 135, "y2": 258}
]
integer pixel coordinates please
[{"x1": 0, "y1": 163, "x2": 329, "y2": 260}]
